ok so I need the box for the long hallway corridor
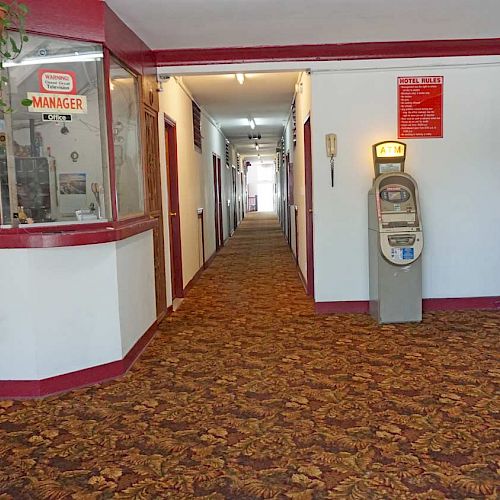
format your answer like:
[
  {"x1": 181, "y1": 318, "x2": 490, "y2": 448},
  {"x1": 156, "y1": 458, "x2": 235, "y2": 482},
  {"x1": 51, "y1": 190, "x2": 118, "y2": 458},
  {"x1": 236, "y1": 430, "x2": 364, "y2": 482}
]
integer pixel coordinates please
[{"x1": 1, "y1": 213, "x2": 499, "y2": 498}]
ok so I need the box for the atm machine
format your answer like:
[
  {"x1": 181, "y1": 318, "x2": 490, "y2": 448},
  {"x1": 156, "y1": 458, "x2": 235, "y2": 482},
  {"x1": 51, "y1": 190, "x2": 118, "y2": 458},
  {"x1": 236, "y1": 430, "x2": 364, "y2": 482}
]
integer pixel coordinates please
[{"x1": 368, "y1": 141, "x2": 423, "y2": 323}]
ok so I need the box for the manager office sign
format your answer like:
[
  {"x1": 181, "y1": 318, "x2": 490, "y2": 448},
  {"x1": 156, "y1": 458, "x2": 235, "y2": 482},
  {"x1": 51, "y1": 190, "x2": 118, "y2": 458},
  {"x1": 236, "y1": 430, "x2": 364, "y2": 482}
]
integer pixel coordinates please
[{"x1": 27, "y1": 92, "x2": 87, "y2": 114}]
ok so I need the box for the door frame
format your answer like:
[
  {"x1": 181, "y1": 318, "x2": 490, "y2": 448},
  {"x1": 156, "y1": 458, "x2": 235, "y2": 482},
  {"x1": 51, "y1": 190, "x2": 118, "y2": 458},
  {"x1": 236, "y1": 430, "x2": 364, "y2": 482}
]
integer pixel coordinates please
[
  {"x1": 304, "y1": 116, "x2": 314, "y2": 298},
  {"x1": 231, "y1": 166, "x2": 237, "y2": 233},
  {"x1": 212, "y1": 153, "x2": 221, "y2": 250},
  {"x1": 217, "y1": 156, "x2": 224, "y2": 245},
  {"x1": 143, "y1": 105, "x2": 167, "y2": 320},
  {"x1": 164, "y1": 114, "x2": 184, "y2": 299}
]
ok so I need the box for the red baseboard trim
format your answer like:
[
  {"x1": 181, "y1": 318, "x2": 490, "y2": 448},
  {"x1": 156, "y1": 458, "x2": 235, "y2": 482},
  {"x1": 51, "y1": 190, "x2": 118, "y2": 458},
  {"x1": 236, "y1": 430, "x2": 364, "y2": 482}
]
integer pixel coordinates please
[
  {"x1": 315, "y1": 296, "x2": 500, "y2": 314},
  {"x1": 184, "y1": 266, "x2": 204, "y2": 295},
  {"x1": 315, "y1": 300, "x2": 370, "y2": 314},
  {"x1": 423, "y1": 296, "x2": 500, "y2": 311},
  {"x1": 155, "y1": 38, "x2": 500, "y2": 66},
  {"x1": 297, "y1": 264, "x2": 307, "y2": 293},
  {"x1": 0, "y1": 321, "x2": 159, "y2": 399},
  {"x1": 183, "y1": 249, "x2": 218, "y2": 295}
]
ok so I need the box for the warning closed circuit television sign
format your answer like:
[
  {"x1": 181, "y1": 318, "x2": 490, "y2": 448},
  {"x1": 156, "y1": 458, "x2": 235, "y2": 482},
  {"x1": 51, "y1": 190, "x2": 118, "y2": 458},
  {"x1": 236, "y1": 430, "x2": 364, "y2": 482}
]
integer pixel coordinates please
[{"x1": 398, "y1": 76, "x2": 443, "y2": 139}]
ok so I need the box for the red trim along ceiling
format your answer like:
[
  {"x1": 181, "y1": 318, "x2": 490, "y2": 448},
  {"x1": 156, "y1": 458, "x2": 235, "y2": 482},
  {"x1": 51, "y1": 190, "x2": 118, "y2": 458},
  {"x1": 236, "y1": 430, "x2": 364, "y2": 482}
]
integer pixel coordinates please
[
  {"x1": 22, "y1": 0, "x2": 154, "y2": 75},
  {"x1": 154, "y1": 38, "x2": 500, "y2": 66}
]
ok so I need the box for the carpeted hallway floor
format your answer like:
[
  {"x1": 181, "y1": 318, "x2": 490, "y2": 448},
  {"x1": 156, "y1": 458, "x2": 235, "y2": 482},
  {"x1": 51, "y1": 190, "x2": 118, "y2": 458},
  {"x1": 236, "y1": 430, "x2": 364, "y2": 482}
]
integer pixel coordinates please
[{"x1": 1, "y1": 212, "x2": 499, "y2": 499}]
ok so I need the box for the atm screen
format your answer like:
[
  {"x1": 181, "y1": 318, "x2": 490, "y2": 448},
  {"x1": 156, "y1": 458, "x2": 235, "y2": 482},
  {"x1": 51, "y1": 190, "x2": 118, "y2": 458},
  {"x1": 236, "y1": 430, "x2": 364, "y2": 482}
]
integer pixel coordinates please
[{"x1": 380, "y1": 188, "x2": 410, "y2": 203}]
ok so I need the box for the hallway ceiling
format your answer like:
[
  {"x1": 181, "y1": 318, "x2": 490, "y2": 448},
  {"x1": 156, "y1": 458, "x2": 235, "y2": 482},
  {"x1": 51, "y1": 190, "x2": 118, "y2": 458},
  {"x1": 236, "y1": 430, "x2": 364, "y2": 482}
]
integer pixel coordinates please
[
  {"x1": 105, "y1": 0, "x2": 500, "y2": 50},
  {"x1": 181, "y1": 72, "x2": 299, "y2": 163}
]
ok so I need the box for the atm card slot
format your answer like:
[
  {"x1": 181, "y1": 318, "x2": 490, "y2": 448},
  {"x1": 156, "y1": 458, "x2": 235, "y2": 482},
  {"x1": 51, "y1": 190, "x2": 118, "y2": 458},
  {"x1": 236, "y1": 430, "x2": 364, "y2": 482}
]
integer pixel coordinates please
[
  {"x1": 383, "y1": 221, "x2": 409, "y2": 228},
  {"x1": 388, "y1": 234, "x2": 415, "y2": 246}
]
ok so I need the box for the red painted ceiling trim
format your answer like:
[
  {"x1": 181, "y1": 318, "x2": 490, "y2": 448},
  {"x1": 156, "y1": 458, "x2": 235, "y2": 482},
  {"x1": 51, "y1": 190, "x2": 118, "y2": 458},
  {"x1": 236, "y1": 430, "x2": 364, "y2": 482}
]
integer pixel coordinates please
[
  {"x1": 0, "y1": 217, "x2": 157, "y2": 249},
  {"x1": 22, "y1": 0, "x2": 154, "y2": 75},
  {"x1": 23, "y1": 0, "x2": 105, "y2": 43},
  {"x1": 154, "y1": 38, "x2": 500, "y2": 66}
]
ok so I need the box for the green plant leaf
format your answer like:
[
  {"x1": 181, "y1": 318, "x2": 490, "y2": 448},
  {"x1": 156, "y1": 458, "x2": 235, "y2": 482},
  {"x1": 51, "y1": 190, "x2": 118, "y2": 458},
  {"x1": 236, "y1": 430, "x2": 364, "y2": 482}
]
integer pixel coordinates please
[
  {"x1": 9, "y1": 38, "x2": 19, "y2": 54},
  {"x1": 20, "y1": 98, "x2": 32, "y2": 107}
]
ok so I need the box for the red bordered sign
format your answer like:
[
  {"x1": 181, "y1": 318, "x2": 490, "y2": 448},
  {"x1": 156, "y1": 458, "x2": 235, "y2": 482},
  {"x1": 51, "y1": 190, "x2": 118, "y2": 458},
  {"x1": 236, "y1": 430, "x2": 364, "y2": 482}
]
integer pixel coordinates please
[
  {"x1": 38, "y1": 69, "x2": 77, "y2": 95},
  {"x1": 398, "y1": 76, "x2": 443, "y2": 139}
]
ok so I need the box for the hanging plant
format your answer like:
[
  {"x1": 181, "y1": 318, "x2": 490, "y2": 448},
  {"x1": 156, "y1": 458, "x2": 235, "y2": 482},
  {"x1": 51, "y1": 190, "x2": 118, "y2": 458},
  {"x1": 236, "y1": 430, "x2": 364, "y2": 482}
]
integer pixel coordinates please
[{"x1": 0, "y1": 1, "x2": 31, "y2": 112}]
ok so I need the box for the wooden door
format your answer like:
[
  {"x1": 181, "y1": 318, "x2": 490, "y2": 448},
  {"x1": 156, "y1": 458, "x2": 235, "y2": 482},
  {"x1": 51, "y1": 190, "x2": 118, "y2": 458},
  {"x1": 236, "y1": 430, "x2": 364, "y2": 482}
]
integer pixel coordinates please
[
  {"x1": 240, "y1": 172, "x2": 245, "y2": 220},
  {"x1": 165, "y1": 119, "x2": 184, "y2": 299},
  {"x1": 217, "y1": 157, "x2": 224, "y2": 245},
  {"x1": 212, "y1": 154, "x2": 221, "y2": 250},
  {"x1": 286, "y1": 153, "x2": 292, "y2": 245},
  {"x1": 304, "y1": 117, "x2": 314, "y2": 298},
  {"x1": 143, "y1": 106, "x2": 167, "y2": 319},
  {"x1": 231, "y1": 167, "x2": 237, "y2": 233}
]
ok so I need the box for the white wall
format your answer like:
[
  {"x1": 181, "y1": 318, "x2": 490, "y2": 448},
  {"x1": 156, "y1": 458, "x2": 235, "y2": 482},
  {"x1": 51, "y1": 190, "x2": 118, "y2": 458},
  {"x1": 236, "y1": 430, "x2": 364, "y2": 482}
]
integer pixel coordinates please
[
  {"x1": 0, "y1": 233, "x2": 157, "y2": 381},
  {"x1": 116, "y1": 231, "x2": 156, "y2": 355},
  {"x1": 311, "y1": 58, "x2": 500, "y2": 303},
  {"x1": 158, "y1": 77, "x2": 231, "y2": 288},
  {"x1": 282, "y1": 72, "x2": 311, "y2": 279},
  {"x1": 0, "y1": 243, "x2": 122, "y2": 380}
]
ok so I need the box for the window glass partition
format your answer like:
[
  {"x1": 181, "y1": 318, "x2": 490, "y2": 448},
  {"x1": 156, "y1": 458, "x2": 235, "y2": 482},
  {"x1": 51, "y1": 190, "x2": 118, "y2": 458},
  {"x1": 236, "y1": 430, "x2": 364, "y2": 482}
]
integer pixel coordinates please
[
  {"x1": 109, "y1": 59, "x2": 144, "y2": 219},
  {"x1": 0, "y1": 34, "x2": 110, "y2": 226}
]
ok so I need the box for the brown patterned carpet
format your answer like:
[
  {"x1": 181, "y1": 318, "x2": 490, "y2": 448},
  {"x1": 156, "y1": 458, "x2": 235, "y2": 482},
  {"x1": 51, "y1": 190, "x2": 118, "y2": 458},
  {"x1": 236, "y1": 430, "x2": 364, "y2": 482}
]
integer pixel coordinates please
[{"x1": 1, "y1": 212, "x2": 499, "y2": 499}]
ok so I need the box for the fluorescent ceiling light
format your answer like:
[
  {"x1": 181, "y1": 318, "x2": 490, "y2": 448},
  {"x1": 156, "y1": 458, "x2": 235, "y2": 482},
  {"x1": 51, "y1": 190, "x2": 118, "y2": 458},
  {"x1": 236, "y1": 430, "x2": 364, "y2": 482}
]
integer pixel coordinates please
[
  {"x1": 3, "y1": 51, "x2": 103, "y2": 67},
  {"x1": 236, "y1": 73, "x2": 245, "y2": 85},
  {"x1": 248, "y1": 118, "x2": 255, "y2": 130}
]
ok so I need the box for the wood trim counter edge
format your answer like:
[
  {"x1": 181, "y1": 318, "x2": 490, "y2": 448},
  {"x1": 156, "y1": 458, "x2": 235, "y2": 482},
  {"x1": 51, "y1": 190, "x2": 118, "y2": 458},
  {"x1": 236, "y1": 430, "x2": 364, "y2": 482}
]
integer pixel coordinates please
[{"x1": 0, "y1": 217, "x2": 157, "y2": 249}]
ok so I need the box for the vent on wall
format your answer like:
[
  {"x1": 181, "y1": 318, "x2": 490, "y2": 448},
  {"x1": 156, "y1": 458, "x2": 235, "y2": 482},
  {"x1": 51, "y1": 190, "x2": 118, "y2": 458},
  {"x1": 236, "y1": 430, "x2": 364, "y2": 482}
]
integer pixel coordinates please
[
  {"x1": 192, "y1": 101, "x2": 202, "y2": 152},
  {"x1": 225, "y1": 140, "x2": 230, "y2": 167},
  {"x1": 236, "y1": 153, "x2": 241, "y2": 172}
]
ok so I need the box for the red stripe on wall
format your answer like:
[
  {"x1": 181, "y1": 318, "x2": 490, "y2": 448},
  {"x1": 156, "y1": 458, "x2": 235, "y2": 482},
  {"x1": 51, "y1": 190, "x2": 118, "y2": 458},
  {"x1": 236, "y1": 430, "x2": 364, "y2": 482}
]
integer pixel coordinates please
[{"x1": 155, "y1": 38, "x2": 500, "y2": 66}]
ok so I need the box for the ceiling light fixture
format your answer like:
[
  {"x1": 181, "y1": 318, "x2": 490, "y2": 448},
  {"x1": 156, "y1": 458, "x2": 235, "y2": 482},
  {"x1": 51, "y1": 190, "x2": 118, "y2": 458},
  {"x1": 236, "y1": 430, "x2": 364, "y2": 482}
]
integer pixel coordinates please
[
  {"x1": 3, "y1": 51, "x2": 103, "y2": 67},
  {"x1": 236, "y1": 73, "x2": 245, "y2": 85},
  {"x1": 255, "y1": 143, "x2": 259, "y2": 151},
  {"x1": 249, "y1": 118, "x2": 255, "y2": 130}
]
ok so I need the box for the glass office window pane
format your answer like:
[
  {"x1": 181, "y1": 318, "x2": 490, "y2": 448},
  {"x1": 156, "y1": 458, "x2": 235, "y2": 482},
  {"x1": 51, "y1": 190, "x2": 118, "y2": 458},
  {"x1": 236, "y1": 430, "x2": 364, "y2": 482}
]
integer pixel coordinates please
[
  {"x1": 0, "y1": 34, "x2": 110, "y2": 226},
  {"x1": 110, "y1": 60, "x2": 144, "y2": 218}
]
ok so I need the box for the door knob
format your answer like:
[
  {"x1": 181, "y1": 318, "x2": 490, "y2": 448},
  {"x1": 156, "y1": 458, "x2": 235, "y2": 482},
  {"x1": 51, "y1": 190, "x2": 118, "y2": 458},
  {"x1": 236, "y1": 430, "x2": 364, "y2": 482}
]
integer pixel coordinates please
[{"x1": 169, "y1": 212, "x2": 177, "y2": 216}]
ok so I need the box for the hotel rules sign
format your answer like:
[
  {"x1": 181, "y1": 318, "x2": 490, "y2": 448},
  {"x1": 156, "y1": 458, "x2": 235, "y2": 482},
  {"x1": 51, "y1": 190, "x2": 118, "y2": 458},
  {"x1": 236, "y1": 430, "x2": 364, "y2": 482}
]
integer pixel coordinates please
[{"x1": 398, "y1": 76, "x2": 443, "y2": 138}]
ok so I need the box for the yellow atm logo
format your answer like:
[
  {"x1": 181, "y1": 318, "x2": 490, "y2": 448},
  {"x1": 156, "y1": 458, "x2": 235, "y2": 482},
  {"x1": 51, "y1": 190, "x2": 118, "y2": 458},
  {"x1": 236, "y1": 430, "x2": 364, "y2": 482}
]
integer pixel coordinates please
[{"x1": 375, "y1": 142, "x2": 406, "y2": 158}]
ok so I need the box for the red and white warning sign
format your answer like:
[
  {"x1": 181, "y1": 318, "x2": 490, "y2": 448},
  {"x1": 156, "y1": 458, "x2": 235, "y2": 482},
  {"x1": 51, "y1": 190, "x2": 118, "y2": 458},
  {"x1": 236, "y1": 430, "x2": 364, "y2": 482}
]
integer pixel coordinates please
[
  {"x1": 398, "y1": 76, "x2": 443, "y2": 139},
  {"x1": 27, "y1": 92, "x2": 87, "y2": 114},
  {"x1": 38, "y1": 69, "x2": 77, "y2": 94}
]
